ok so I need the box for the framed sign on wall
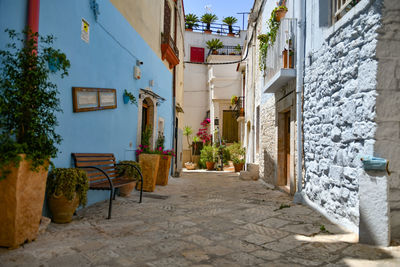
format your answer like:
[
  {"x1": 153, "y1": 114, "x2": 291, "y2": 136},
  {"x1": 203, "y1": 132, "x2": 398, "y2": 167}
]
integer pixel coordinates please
[{"x1": 72, "y1": 87, "x2": 117, "y2": 112}]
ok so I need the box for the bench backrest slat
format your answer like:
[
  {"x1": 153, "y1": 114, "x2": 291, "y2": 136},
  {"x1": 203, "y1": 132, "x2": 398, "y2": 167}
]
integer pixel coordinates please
[{"x1": 72, "y1": 153, "x2": 118, "y2": 183}]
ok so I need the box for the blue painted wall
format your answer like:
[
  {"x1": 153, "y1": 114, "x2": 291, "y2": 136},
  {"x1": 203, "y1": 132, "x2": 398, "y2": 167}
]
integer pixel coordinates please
[{"x1": 0, "y1": 0, "x2": 173, "y2": 206}]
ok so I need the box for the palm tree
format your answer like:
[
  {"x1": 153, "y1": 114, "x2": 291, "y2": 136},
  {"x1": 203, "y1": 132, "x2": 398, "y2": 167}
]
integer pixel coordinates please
[
  {"x1": 185, "y1": 13, "x2": 199, "y2": 30},
  {"x1": 206, "y1": 38, "x2": 224, "y2": 54},
  {"x1": 183, "y1": 126, "x2": 193, "y2": 162},
  {"x1": 201, "y1": 13, "x2": 218, "y2": 31},
  {"x1": 222, "y1": 16, "x2": 238, "y2": 34}
]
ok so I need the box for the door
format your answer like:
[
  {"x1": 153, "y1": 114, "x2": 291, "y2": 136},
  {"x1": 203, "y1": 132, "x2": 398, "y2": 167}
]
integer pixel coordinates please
[
  {"x1": 285, "y1": 112, "x2": 290, "y2": 186},
  {"x1": 223, "y1": 111, "x2": 238, "y2": 143}
]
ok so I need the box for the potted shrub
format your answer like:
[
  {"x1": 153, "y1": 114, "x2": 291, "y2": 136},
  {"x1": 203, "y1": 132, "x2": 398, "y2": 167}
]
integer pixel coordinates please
[
  {"x1": 185, "y1": 13, "x2": 199, "y2": 31},
  {"x1": 123, "y1": 89, "x2": 137, "y2": 105},
  {"x1": 206, "y1": 38, "x2": 224, "y2": 55},
  {"x1": 273, "y1": 4, "x2": 288, "y2": 22},
  {"x1": 200, "y1": 145, "x2": 217, "y2": 170},
  {"x1": 231, "y1": 95, "x2": 239, "y2": 105},
  {"x1": 136, "y1": 126, "x2": 160, "y2": 192},
  {"x1": 116, "y1": 161, "x2": 141, "y2": 196},
  {"x1": 47, "y1": 168, "x2": 89, "y2": 223},
  {"x1": 156, "y1": 149, "x2": 175, "y2": 186},
  {"x1": 201, "y1": 13, "x2": 218, "y2": 34},
  {"x1": 0, "y1": 29, "x2": 70, "y2": 248},
  {"x1": 227, "y1": 143, "x2": 246, "y2": 172},
  {"x1": 234, "y1": 44, "x2": 242, "y2": 55},
  {"x1": 183, "y1": 126, "x2": 196, "y2": 170},
  {"x1": 222, "y1": 16, "x2": 238, "y2": 37}
]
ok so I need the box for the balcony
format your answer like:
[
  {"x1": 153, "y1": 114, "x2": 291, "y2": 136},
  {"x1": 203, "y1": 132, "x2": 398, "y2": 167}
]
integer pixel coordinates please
[
  {"x1": 186, "y1": 22, "x2": 241, "y2": 37},
  {"x1": 161, "y1": 34, "x2": 179, "y2": 69},
  {"x1": 232, "y1": 96, "x2": 245, "y2": 119},
  {"x1": 207, "y1": 45, "x2": 242, "y2": 57},
  {"x1": 263, "y1": 18, "x2": 297, "y2": 94}
]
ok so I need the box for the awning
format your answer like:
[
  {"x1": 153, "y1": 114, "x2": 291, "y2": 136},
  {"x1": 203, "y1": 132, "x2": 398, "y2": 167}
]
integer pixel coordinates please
[{"x1": 139, "y1": 88, "x2": 166, "y2": 103}]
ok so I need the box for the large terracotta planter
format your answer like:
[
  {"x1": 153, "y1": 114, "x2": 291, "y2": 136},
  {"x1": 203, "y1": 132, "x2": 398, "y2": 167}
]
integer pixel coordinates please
[
  {"x1": 0, "y1": 155, "x2": 48, "y2": 248},
  {"x1": 119, "y1": 181, "x2": 136, "y2": 197},
  {"x1": 234, "y1": 163, "x2": 244, "y2": 172},
  {"x1": 48, "y1": 194, "x2": 79, "y2": 224},
  {"x1": 156, "y1": 155, "x2": 172, "y2": 186},
  {"x1": 137, "y1": 154, "x2": 160, "y2": 192},
  {"x1": 206, "y1": 161, "x2": 215, "y2": 170}
]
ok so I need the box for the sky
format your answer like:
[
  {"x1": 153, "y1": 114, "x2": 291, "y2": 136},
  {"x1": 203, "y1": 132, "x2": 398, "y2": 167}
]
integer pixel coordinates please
[{"x1": 183, "y1": 0, "x2": 254, "y2": 30}]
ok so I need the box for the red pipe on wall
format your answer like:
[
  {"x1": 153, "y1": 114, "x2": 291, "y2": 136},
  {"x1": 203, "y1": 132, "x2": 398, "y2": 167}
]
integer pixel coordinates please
[{"x1": 27, "y1": 0, "x2": 40, "y2": 34}]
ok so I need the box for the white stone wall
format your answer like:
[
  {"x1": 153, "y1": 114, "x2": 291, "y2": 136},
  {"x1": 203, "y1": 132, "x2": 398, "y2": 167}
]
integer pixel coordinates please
[
  {"x1": 303, "y1": 0, "x2": 382, "y2": 231},
  {"x1": 375, "y1": 0, "x2": 400, "y2": 238}
]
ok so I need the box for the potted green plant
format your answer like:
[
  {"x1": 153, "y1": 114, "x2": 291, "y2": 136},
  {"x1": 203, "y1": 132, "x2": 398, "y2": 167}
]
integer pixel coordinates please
[
  {"x1": 273, "y1": 4, "x2": 288, "y2": 22},
  {"x1": 185, "y1": 13, "x2": 199, "y2": 31},
  {"x1": 231, "y1": 95, "x2": 239, "y2": 105},
  {"x1": 206, "y1": 38, "x2": 224, "y2": 55},
  {"x1": 234, "y1": 44, "x2": 242, "y2": 55},
  {"x1": 222, "y1": 16, "x2": 238, "y2": 37},
  {"x1": 0, "y1": 29, "x2": 70, "y2": 248},
  {"x1": 123, "y1": 89, "x2": 137, "y2": 105},
  {"x1": 201, "y1": 13, "x2": 218, "y2": 34},
  {"x1": 200, "y1": 145, "x2": 217, "y2": 170},
  {"x1": 183, "y1": 126, "x2": 196, "y2": 170},
  {"x1": 47, "y1": 168, "x2": 89, "y2": 223},
  {"x1": 227, "y1": 142, "x2": 246, "y2": 172},
  {"x1": 116, "y1": 161, "x2": 141, "y2": 196}
]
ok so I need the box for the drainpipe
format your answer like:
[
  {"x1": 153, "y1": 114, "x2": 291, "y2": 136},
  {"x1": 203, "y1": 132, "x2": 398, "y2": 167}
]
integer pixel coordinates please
[
  {"x1": 293, "y1": 0, "x2": 306, "y2": 204},
  {"x1": 27, "y1": 0, "x2": 40, "y2": 34}
]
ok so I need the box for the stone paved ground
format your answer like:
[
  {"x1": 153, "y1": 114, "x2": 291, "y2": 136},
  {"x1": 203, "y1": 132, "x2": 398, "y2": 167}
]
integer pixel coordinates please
[{"x1": 1, "y1": 171, "x2": 400, "y2": 266}]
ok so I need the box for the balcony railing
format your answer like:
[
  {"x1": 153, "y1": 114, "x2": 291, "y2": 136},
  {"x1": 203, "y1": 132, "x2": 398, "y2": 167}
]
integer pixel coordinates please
[
  {"x1": 161, "y1": 34, "x2": 179, "y2": 69},
  {"x1": 207, "y1": 45, "x2": 242, "y2": 57},
  {"x1": 187, "y1": 22, "x2": 241, "y2": 36},
  {"x1": 232, "y1": 96, "x2": 245, "y2": 119},
  {"x1": 332, "y1": 0, "x2": 361, "y2": 23},
  {"x1": 162, "y1": 34, "x2": 179, "y2": 58},
  {"x1": 263, "y1": 18, "x2": 297, "y2": 85}
]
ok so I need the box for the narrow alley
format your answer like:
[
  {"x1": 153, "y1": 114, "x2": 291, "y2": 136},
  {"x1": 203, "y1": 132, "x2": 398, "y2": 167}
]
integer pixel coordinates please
[{"x1": 1, "y1": 172, "x2": 399, "y2": 266}]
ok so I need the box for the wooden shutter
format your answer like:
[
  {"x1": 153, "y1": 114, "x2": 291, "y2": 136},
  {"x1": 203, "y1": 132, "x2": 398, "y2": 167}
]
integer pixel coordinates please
[
  {"x1": 222, "y1": 111, "x2": 238, "y2": 143},
  {"x1": 164, "y1": 0, "x2": 171, "y2": 37},
  {"x1": 190, "y1": 47, "x2": 205, "y2": 63}
]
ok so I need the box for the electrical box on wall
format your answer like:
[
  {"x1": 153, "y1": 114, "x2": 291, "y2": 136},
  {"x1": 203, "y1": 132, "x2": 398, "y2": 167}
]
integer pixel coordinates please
[{"x1": 134, "y1": 66, "x2": 141, "y2": 80}]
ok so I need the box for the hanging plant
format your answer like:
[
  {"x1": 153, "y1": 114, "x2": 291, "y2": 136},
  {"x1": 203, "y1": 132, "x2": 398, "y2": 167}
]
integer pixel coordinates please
[{"x1": 123, "y1": 89, "x2": 137, "y2": 105}]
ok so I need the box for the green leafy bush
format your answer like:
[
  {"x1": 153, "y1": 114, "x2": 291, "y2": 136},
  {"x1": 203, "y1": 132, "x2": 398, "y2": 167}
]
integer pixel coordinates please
[
  {"x1": 200, "y1": 145, "x2": 217, "y2": 163},
  {"x1": 206, "y1": 38, "x2": 224, "y2": 51},
  {"x1": 0, "y1": 28, "x2": 70, "y2": 179},
  {"x1": 47, "y1": 168, "x2": 89, "y2": 207},
  {"x1": 226, "y1": 142, "x2": 245, "y2": 164},
  {"x1": 116, "y1": 161, "x2": 141, "y2": 181},
  {"x1": 185, "y1": 13, "x2": 199, "y2": 29}
]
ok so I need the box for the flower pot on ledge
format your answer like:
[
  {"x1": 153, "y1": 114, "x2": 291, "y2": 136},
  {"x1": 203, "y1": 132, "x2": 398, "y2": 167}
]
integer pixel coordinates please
[
  {"x1": 204, "y1": 29, "x2": 212, "y2": 34},
  {"x1": 282, "y1": 49, "x2": 294, "y2": 69},
  {"x1": 275, "y1": 8, "x2": 287, "y2": 22},
  {"x1": 206, "y1": 162, "x2": 215, "y2": 170}
]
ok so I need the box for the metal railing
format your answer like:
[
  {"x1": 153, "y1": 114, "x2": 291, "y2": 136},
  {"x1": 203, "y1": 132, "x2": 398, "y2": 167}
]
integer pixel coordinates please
[
  {"x1": 187, "y1": 22, "x2": 241, "y2": 36},
  {"x1": 264, "y1": 18, "x2": 297, "y2": 84},
  {"x1": 332, "y1": 0, "x2": 361, "y2": 23},
  {"x1": 161, "y1": 34, "x2": 179, "y2": 58},
  {"x1": 207, "y1": 45, "x2": 242, "y2": 57},
  {"x1": 232, "y1": 96, "x2": 245, "y2": 119}
]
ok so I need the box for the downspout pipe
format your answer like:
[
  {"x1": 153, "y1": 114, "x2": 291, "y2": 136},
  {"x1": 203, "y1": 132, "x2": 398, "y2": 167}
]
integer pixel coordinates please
[
  {"x1": 27, "y1": 0, "x2": 40, "y2": 34},
  {"x1": 293, "y1": 0, "x2": 306, "y2": 204}
]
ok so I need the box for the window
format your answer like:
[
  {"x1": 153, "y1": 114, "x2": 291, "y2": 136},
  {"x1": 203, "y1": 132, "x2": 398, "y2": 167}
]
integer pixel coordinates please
[
  {"x1": 190, "y1": 47, "x2": 205, "y2": 63},
  {"x1": 332, "y1": 0, "x2": 361, "y2": 23}
]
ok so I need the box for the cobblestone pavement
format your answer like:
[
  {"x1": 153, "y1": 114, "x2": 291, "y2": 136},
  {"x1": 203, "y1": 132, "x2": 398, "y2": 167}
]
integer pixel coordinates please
[{"x1": 1, "y1": 171, "x2": 400, "y2": 266}]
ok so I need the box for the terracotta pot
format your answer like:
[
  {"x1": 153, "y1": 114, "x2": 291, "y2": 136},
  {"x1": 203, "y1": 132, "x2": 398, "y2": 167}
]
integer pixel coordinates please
[
  {"x1": 206, "y1": 161, "x2": 215, "y2": 170},
  {"x1": 185, "y1": 28, "x2": 193, "y2": 31},
  {"x1": 137, "y1": 154, "x2": 160, "y2": 192},
  {"x1": 240, "y1": 108, "x2": 245, "y2": 116},
  {"x1": 234, "y1": 163, "x2": 244, "y2": 172},
  {"x1": 228, "y1": 33, "x2": 235, "y2": 37},
  {"x1": 204, "y1": 29, "x2": 212, "y2": 34},
  {"x1": 48, "y1": 193, "x2": 79, "y2": 224},
  {"x1": 211, "y1": 50, "x2": 219, "y2": 55},
  {"x1": 0, "y1": 155, "x2": 48, "y2": 249},
  {"x1": 275, "y1": 9, "x2": 287, "y2": 22},
  {"x1": 282, "y1": 49, "x2": 294, "y2": 68},
  {"x1": 119, "y1": 181, "x2": 136, "y2": 197},
  {"x1": 156, "y1": 155, "x2": 172, "y2": 186},
  {"x1": 185, "y1": 162, "x2": 196, "y2": 170}
]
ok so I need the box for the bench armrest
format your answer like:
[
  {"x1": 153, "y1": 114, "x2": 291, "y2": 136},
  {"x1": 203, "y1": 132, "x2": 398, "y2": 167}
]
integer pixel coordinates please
[{"x1": 115, "y1": 163, "x2": 143, "y2": 184}]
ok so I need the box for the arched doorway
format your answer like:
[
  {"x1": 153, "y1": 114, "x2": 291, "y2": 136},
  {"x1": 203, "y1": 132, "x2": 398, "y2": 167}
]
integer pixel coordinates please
[{"x1": 137, "y1": 96, "x2": 156, "y2": 148}]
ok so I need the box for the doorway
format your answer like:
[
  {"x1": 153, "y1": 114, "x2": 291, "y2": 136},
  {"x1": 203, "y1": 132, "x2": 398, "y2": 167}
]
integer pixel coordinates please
[
  {"x1": 222, "y1": 110, "x2": 238, "y2": 143},
  {"x1": 140, "y1": 97, "x2": 155, "y2": 146},
  {"x1": 278, "y1": 110, "x2": 291, "y2": 193}
]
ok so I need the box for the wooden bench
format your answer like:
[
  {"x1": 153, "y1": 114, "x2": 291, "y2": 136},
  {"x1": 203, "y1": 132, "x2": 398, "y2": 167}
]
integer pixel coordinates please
[{"x1": 71, "y1": 153, "x2": 143, "y2": 219}]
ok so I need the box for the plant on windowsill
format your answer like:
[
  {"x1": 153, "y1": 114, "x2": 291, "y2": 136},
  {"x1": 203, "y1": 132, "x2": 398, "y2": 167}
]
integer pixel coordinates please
[
  {"x1": 185, "y1": 13, "x2": 199, "y2": 31},
  {"x1": 0, "y1": 28, "x2": 70, "y2": 248},
  {"x1": 123, "y1": 89, "x2": 137, "y2": 105},
  {"x1": 226, "y1": 142, "x2": 246, "y2": 172},
  {"x1": 201, "y1": 13, "x2": 218, "y2": 34},
  {"x1": 116, "y1": 161, "x2": 141, "y2": 196},
  {"x1": 200, "y1": 145, "x2": 217, "y2": 170},
  {"x1": 46, "y1": 168, "x2": 89, "y2": 223},
  {"x1": 206, "y1": 38, "x2": 223, "y2": 55},
  {"x1": 222, "y1": 16, "x2": 238, "y2": 37}
]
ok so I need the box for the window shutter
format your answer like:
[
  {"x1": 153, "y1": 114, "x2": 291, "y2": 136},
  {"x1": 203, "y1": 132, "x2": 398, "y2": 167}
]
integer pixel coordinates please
[
  {"x1": 190, "y1": 47, "x2": 205, "y2": 63},
  {"x1": 164, "y1": 0, "x2": 171, "y2": 37}
]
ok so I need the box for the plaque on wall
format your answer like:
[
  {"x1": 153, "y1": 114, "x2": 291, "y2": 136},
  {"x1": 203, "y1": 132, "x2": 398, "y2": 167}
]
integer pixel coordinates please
[{"x1": 73, "y1": 87, "x2": 117, "y2": 112}]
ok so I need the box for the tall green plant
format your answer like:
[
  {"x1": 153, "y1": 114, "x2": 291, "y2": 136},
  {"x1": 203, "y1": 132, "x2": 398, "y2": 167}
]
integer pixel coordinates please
[
  {"x1": 185, "y1": 13, "x2": 199, "y2": 29},
  {"x1": 183, "y1": 125, "x2": 193, "y2": 162},
  {"x1": 201, "y1": 13, "x2": 218, "y2": 30},
  {"x1": 0, "y1": 29, "x2": 70, "y2": 179},
  {"x1": 206, "y1": 38, "x2": 224, "y2": 51},
  {"x1": 222, "y1": 16, "x2": 238, "y2": 33},
  {"x1": 141, "y1": 125, "x2": 152, "y2": 150}
]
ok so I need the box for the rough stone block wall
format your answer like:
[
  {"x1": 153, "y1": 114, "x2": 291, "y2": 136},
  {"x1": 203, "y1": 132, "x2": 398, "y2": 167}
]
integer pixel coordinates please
[
  {"x1": 260, "y1": 96, "x2": 277, "y2": 184},
  {"x1": 303, "y1": 1, "x2": 382, "y2": 230},
  {"x1": 375, "y1": 0, "x2": 400, "y2": 238}
]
